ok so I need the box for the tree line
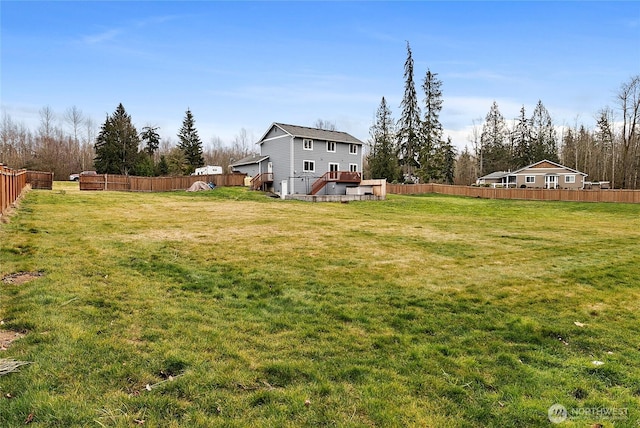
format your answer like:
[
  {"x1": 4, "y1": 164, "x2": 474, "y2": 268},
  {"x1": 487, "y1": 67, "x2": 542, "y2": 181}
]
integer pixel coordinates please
[
  {"x1": 0, "y1": 104, "x2": 257, "y2": 179},
  {"x1": 368, "y1": 42, "x2": 640, "y2": 189}
]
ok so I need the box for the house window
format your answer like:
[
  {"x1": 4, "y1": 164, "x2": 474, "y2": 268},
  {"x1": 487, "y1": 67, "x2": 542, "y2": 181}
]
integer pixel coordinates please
[
  {"x1": 525, "y1": 176, "x2": 535, "y2": 183},
  {"x1": 328, "y1": 162, "x2": 339, "y2": 179},
  {"x1": 349, "y1": 144, "x2": 358, "y2": 155},
  {"x1": 303, "y1": 139, "x2": 313, "y2": 150},
  {"x1": 303, "y1": 160, "x2": 315, "y2": 172},
  {"x1": 565, "y1": 175, "x2": 575, "y2": 183},
  {"x1": 349, "y1": 163, "x2": 358, "y2": 172},
  {"x1": 327, "y1": 141, "x2": 336, "y2": 152}
]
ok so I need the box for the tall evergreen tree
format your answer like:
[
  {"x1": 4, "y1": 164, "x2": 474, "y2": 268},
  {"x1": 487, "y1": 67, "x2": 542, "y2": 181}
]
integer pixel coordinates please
[
  {"x1": 594, "y1": 108, "x2": 615, "y2": 184},
  {"x1": 561, "y1": 127, "x2": 577, "y2": 169},
  {"x1": 368, "y1": 97, "x2": 401, "y2": 181},
  {"x1": 94, "y1": 103, "x2": 140, "y2": 175},
  {"x1": 530, "y1": 100, "x2": 559, "y2": 162},
  {"x1": 177, "y1": 108, "x2": 204, "y2": 174},
  {"x1": 512, "y1": 106, "x2": 532, "y2": 167},
  {"x1": 418, "y1": 69, "x2": 444, "y2": 182},
  {"x1": 140, "y1": 126, "x2": 161, "y2": 157},
  {"x1": 480, "y1": 101, "x2": 510, "y2": 175},
  {"x1": 440, "y1": 136, "x2": 456, "y2": 184},
  {"x1": 396, "y1": 42, "x2": 421, "y2": 180}
]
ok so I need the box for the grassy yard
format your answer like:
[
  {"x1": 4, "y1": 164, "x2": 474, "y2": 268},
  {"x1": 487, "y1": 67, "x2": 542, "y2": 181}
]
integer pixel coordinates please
[{"x1": 1, "y1": 182, "x2": 639, "y2": 427}]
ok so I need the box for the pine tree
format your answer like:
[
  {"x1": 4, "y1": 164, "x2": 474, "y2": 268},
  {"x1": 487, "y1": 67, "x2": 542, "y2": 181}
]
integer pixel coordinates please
[
  {"x1": 594, "y1": 108, "x2": 615, "y2": 184},
  {"x1": 418, "y1": 69, "x2": 444, "y2": 182},
  {"x1": 440, "y1": 136, "x2": 456, "y2": 184},
  {"x1": 177, "y1": 108, "x2": 204, "y2": 174},
  {"x1": 561, "y1": 127, "x2": 577, "y2": 169},
  {"x1": 512, "y1": 106, "x2": 532, "y2": 167},
  {"x1": 157, "y1": 155, "x2": 169, "y2": 176},
  {"x1": 94, "y1": 103, "x2": 140, "y2": 175},
  {"x1": 140, "y1": 126, "x2": 161, "y2": 157},
  {"x1": 530, "y1": 100, "x2": 559, "y2": 162},
  {"x1": 480, "y1": 101, "x2": 510, "y2": 175},
  {"x1": 396, "y1": 42, "x2": 421, "y2": 181},
  {"x1": 368, "y1": 97, "x2": 401, "y2": 181}
]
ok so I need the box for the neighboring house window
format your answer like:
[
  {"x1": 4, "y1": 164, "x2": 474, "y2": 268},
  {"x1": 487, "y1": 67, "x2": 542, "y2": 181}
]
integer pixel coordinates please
[
  {"x1": 349, "y1": 163, "x2": 358, "y2": 172},
  {"x1": 327, "y1": 141, "x2": 336, "y2": 152},
  {"x1": 303, "y1": 139, "x2": 313, "y2": 150},
  {"x1": 303, "y1": 160, "x2": 315, "y2": 172},
  {"x1": 565, "y1": 175, "x2": 576, "y2": 183},
  {"x1": 525, "y1": 176, "x2": 535, "y2": 183},
  {"x1": 349, "y1": 144, "x2": 358, "y2": 155}
]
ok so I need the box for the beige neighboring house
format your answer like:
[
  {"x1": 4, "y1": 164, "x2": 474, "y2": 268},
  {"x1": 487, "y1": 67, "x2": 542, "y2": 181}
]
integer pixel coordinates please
[{"x1": 477, "y1": 160, "x2": 588, "y2": 189}]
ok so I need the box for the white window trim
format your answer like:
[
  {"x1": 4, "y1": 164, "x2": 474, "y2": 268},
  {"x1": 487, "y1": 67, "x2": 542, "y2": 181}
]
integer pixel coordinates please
[
  {"x1": 327, "y1": 141, "x2": 336, "y2": 152},
  {"x1": 565, "y1": 175, "x2": 576, "y2": 183},
  {"x1": 349, "y1": 163, "x2": 358, "y2": 172},
  {"x1": 349, "y1": 144, "x2": 358, "y2": 155},
  {"x1": 303, "y1": 139, "x2": 313, "y2": 151},
  {"x1": 328, "y1": 162, "x2": 340, "y2": 172},
  {"x1": 303, "y1": 160, "x2": 315, "y2": 172},
  {"x1": 525, "y1": 176, "x2": 535, "y2": 183}
]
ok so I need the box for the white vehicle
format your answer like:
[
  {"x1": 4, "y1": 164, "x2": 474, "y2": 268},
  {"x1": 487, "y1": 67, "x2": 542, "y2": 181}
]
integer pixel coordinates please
[{"x1": 193, "y1": 165, "x2": 223, "y2": 175}]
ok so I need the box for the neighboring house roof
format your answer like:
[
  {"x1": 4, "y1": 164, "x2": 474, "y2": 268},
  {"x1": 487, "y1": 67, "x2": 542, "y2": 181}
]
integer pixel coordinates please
[
  {"x1": 511, "y1": 159, "x2": 588, "y2": 176},
  {"x1": 258, "y1": 122, "x2": 364, "y2": 145},
  {"x1": 478, "y1": 171, "x2": 510, "y2": 180},
  {"x1": 230, "y1": 154, "x2": 269, "y2": 167},
  {"x1": 480, "y1": 160, "x2": 588, "y2": 180}
]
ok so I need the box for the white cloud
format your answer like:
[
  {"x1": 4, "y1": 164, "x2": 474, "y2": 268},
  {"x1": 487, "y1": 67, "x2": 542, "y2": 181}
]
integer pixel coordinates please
[{"x1": 81, "y1": 28, "x2": 123, "y2": 44}]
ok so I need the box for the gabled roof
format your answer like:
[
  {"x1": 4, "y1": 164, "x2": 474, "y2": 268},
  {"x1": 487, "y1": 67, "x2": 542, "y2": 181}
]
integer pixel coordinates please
[
  {"x1": 230, "y1": 154, "x2": 269, "y2": 167},
  {"x1": 258, "y1": 122, "x2": 364, "y2": 145},
  {"x1": 511, "y1": 159, "x2": 587, "y2": 176},
  {"x1": 478, "y1": 171, "x2": 510, "y2": 180}
]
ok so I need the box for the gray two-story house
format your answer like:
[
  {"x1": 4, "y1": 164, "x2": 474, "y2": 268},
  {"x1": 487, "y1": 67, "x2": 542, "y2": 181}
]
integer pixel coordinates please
[{"x1": 231, "y1": 123, "x2": 364, "y2": 196}]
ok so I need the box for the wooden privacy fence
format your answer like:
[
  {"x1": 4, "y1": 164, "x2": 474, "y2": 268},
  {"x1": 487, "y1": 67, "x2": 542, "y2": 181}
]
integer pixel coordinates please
[
  {"x1": 387, "y1": 183, "x2": 640, "y2": 203},
  {"x1": 80, "y1": 173, "x2": 247, "y2": 192},
  {"x1": 26, "y1": 171, "x2": 54, "y2": 190},
  {"x1": 1, "y1": 164, "x2": 27, "y2": 217}
]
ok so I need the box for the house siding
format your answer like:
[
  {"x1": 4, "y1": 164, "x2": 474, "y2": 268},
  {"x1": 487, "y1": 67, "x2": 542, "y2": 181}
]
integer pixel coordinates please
[
  {"x1": 515, "y1": 167, "x2": 585, "y2": 189},
  {"x1": 260, "y1": 134, "x2": 291, "y2": 194},
  {"x1": 232, "y1": 164, "x2": 259, "y2": 178},
  {"x1": 291, "y1": 137, "x2": 362, "y2": 194}
]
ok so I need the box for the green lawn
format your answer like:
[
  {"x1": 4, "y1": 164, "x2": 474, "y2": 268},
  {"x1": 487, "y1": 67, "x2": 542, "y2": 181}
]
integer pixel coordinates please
[{"x1": 1, "y1": 182, "x2": 639, "y2": 427}]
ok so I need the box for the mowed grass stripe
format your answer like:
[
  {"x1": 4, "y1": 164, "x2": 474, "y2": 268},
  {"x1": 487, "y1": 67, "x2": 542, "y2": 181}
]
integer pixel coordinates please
[{"x1": 0, "y1": 182, "x2": 639, "y2": 427}]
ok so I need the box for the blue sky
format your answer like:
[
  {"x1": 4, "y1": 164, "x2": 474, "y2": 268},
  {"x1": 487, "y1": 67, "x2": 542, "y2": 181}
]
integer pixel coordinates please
[{"x1": 1, "y1": 1, "x2": 639, "y2": 151}]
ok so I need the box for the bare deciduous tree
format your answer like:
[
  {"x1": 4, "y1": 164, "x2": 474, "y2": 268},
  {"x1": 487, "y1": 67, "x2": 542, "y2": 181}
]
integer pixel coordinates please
[
  {"x1": 617, "y1": 75, "x2": 640, "y2": 189},
  {"x1": 313, "y1": 119, "x2": 336, "y2": 131}
]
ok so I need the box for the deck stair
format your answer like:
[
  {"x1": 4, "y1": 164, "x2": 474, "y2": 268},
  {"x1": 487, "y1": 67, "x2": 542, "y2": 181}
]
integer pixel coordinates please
[{"x1": 309, "y1": 171, "x2": 361, "y2": 195}]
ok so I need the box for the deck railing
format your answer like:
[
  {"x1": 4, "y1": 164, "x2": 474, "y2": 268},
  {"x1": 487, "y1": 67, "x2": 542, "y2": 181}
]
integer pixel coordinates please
[
  {"x1": 310, "y1": 171, "x2": 361, "y2": 195},
  {"x1": 250, "y1": 173, "x2": 274, "y2": 190}
]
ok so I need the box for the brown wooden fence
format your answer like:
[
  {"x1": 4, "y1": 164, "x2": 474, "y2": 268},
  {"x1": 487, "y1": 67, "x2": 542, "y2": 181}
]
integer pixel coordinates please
[
  {"x1": 80, "y1": 173, "x2": 247, "y2": 192},
  {"x1": 387, "y1": 183, "x2": 640, "y2": 203},
  {"x1": 1, "y1": 164, "x2": 28, "y2": 217},
  {"x1": 26, "y1": 171, "x2": 54, "y2": 190}
]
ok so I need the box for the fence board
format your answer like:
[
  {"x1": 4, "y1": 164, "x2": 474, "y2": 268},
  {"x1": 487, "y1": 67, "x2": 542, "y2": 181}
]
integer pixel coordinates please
[
  {"x1": 79, "y1": 173, "x2": 246, "y2": 192},
  {"x1": 1, "y1": 165, "x2": 28, "y2": 217},
  {"x1": 386, "y1": 183, "x2": 640, "y2": 204},
  {"x1": 26, "y1": 171, "x2": 54, "y2": 190}
]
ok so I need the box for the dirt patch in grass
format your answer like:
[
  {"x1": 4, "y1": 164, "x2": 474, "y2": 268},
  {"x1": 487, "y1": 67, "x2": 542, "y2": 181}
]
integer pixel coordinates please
[
  {"x1": 1, "y1": 271, "x2": 44, "y2": 285},
  {"x1": 0, "y1": 330, "x2": 24, "y2": 350}
]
